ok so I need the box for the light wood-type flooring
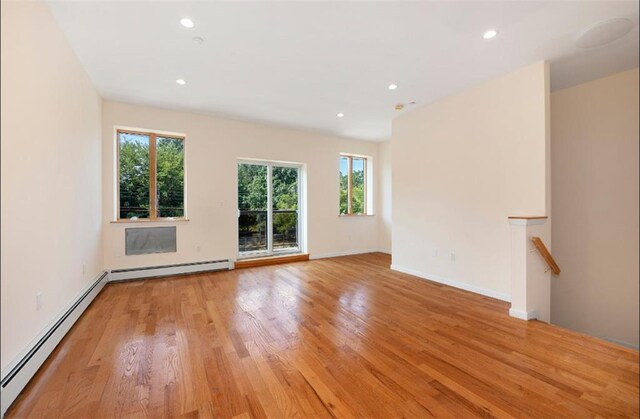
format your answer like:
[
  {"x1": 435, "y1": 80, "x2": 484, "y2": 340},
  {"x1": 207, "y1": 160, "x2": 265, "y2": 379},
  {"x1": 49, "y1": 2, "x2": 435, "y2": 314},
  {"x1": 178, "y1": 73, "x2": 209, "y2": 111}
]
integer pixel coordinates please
[{"x1": 7, "y1": 253, "x2": 639, "y2": 418}]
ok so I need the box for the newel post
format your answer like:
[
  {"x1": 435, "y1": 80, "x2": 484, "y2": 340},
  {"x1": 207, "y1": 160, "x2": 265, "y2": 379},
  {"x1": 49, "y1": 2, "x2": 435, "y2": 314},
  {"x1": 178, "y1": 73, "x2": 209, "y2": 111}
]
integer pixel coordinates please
[{"x1": 508, "y1": 216, "x2": 551, "y2": 323}]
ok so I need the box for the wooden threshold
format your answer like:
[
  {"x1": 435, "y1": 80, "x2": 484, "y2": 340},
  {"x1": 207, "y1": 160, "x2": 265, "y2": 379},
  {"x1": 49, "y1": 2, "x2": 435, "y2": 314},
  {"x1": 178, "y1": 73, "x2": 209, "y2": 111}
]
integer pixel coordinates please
[{"x1": 235, "y1": 253, "x2": 309, "y2": 269}]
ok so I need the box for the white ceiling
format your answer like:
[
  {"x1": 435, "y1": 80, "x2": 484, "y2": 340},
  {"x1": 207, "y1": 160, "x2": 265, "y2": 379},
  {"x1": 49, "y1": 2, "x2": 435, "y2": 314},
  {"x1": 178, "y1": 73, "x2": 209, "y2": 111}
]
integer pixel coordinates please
[{"x1": 47, "y1": 1, "x2": 639, "y2": 141}]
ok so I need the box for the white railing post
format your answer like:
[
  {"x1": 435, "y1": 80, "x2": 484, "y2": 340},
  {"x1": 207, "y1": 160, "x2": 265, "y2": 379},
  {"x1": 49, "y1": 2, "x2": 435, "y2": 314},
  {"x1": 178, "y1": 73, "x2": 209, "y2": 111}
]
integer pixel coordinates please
[{"x1": 508, "y1": 216, "x2": 551, "y2": 322}]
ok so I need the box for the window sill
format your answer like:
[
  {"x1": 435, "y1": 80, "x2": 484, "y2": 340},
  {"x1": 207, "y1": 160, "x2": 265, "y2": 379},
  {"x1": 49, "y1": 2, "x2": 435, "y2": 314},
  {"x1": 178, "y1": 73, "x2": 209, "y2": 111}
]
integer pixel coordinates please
[
  {"x1": 110, "y1": 218, "x2": 190, "y2": 224},
  {"x1": 338, "y1": 214, "x2": 375, "y2": 217}
]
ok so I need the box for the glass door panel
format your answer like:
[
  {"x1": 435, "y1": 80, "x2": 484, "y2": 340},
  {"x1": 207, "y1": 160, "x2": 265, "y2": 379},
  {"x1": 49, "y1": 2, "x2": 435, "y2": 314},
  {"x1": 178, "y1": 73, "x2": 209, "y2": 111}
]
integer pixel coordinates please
[
  {"x1": 238, "y1": 163, "x2": 268, "y2": 254},
  {"x1": 272, "y1": 166, "x2": 299, "y2": 251}
]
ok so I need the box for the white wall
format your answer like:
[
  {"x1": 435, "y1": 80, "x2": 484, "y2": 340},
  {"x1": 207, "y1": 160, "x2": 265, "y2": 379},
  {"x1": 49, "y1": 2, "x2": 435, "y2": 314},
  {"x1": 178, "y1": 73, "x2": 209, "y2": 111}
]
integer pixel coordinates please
[
  {"x1": 1, "y1": 2, "x2": 103, "y2": 370},
  {"x1": 377, "y1": 141, "x2": 392, "y2": 253},
  {"x1": 551, "y1": 68, "x2": 639, "y2": 347},
  {"x1": 102, "y1": 101, "x2": 381, "y2": 269},
  {"x1": 391, "y1": 62, "x2": 550, "y2": 300}
]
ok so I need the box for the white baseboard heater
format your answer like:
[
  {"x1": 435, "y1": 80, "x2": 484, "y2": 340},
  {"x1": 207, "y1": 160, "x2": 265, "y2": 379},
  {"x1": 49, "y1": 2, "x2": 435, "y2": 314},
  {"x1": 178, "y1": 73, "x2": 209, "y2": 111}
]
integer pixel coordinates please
[
  {"x1": 1, "y1": 259, "x2": 232, "y2": 417},
  {"x1": 0, "y1": 271, "x2": 109, "y2": 417},
  {"x1": 109, "y1": 259, "x2": 232, "y2": 282}
]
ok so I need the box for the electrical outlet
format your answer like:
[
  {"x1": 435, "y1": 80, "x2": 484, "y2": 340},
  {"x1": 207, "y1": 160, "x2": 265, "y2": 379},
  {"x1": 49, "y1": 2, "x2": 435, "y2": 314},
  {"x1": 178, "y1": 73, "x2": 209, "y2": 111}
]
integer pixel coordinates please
[
  {"x1": 432, "y1": 248, "x2": 438, "y2": 257},
  {"x1": 114, "y1": 250, "x2": 121, "y2": 258},
  {"x1": 450, "y1": 251, "x2": 456, "y2": 262},
  {"x1": 82, "y1": 263, "x2": 86, "y2": 275},
  {"x1": 196, "y1": 245, "x2": 201, "y2": 252},
  {"x1": 36, "y1": 293, "x2": 43, "y2": 311}
]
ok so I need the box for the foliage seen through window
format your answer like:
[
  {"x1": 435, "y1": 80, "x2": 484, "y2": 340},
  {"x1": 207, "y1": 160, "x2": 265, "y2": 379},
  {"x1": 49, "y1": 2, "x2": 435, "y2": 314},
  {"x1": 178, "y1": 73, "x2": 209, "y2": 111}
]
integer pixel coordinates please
[{"x1": 118, "y1": 131, "x2": 185, "y2": 220}]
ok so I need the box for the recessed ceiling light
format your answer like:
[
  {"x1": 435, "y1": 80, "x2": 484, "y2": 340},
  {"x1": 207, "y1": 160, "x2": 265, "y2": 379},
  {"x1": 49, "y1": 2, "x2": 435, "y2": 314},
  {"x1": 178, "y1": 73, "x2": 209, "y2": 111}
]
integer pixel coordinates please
[
  {"x1": 337, "y1": 113, "x2": 345, "y2": 118},
  {"x1": 483, "y1": 29, "x2": 498, "y2": 40},
  {"x1": 176, "y1": 79, "x2": 187, "y2": 85},
  {"x1": 388, "y1": 84, "x2": 398, "y2": 90},
  {"x1": 180, "y1": 18, "x2": 195, "y2": 28},
  {"x1": 193, "y1": 36, "x2": 205, "y2": 45}
]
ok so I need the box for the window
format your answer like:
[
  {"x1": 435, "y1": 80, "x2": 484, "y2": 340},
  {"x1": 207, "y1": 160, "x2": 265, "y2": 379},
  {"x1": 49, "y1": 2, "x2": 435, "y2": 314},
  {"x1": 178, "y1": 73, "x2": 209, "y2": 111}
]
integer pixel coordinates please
[
  {"x1": 339, "y1": 154, "x2": 368, "y2": 215},
  {"x1": 117, "y1": 129, "x2": 185, "y2": 220}
]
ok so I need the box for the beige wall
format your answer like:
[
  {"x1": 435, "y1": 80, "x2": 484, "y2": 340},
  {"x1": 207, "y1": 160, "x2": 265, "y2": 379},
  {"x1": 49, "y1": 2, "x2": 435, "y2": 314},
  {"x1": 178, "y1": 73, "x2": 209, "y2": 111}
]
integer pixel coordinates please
[
  {"x1": 391, "y1": 62, "x2": 550, "y2": 300},
  {"x1": 551, "y1": 68, "x2": 639, "y2": 347},
  {"x1": 377, "y1": 141, "x2": 392, "y2": 253},
  {"x1": 1, "y1": 2, "x2": 103, "y2": 370},
  {"x1": 102, "y1": 101, "x2": 382, "y2": 269}
]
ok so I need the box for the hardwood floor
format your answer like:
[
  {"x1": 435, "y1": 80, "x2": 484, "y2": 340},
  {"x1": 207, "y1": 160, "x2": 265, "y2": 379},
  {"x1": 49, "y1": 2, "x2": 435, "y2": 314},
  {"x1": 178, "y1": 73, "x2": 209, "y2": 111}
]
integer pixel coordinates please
[{"x1": 7, "y1": 253, "x2": 638, "y2": 418}]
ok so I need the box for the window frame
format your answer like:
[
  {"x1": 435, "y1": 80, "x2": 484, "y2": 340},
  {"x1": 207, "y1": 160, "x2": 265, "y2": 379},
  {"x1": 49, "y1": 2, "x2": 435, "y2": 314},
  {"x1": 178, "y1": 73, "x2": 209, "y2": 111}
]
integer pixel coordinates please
[
  {"x1": 116, "y1": 128, "x2": 186, "y2": 222},
  {"x1": 340, "y1": 154, "x2": 369, "y2": 216}
]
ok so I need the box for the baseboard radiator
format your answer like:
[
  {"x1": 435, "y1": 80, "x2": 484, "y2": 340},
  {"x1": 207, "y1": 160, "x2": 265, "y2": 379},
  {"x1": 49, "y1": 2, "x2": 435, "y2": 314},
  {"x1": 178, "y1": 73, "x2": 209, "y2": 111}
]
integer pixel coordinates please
[
  {"x1": 0, "y1": 271, "x2": 109, "y2": 417},
  {"x1": 1, "y1": 259, "x2": 232, "y2": 416},
  {"x1": 109, "y1": 259, "x2": 232, "y2": 281}
]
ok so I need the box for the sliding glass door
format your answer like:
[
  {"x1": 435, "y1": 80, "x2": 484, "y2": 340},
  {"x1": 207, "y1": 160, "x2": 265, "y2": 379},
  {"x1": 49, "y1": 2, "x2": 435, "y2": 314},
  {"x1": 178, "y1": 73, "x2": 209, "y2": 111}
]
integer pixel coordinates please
[{"x1": 238, "y1": 161, "x2": 300, "y2": 257}]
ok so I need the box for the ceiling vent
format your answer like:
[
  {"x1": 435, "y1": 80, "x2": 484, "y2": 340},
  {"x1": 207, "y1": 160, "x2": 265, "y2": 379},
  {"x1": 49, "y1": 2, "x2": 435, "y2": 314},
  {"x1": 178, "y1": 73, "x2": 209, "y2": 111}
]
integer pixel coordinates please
[{"x1": 575, "y1": 18, "x2": 634, "y2": 48}]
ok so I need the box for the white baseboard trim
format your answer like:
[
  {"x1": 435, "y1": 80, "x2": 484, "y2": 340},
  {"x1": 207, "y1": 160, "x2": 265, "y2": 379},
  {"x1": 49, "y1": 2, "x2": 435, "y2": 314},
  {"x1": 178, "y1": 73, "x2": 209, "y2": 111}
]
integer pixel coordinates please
[
  {"x1": 602, "y1": 336, "x2": 640, "y2": 350},
  {"x1": 508, "y1": 308, "x2": 538, "y2": 320},
  {"x1": 390, "y1": 264, "x2": 511, "y2": 302},
  {"x1": 108, "y1": 259, "x2": 232, "y2": 282},
  {"x1": 309, "y1": 248, "x2": 388, "y2": 260},
  {"x1": 1, "y1": 271, "x2": 109, "y2": 417}
]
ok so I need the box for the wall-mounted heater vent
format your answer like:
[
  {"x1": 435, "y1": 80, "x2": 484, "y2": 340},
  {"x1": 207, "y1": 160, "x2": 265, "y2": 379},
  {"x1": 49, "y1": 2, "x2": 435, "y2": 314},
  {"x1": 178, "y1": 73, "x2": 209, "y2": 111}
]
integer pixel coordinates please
[
  {"x1": 125, "y1": 226, "x2": 177, "y2": 255},
  {"x1": 109, "y1": 259, "x2": 232, "y2": 282}
]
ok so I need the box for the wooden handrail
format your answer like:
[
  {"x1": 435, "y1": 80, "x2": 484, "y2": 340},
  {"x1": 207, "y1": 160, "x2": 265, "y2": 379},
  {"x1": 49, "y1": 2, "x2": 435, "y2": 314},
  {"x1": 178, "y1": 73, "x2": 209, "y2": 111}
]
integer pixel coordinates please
[{"x1": 531, "y1": 237, "x2": 560, "y2": 275}]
